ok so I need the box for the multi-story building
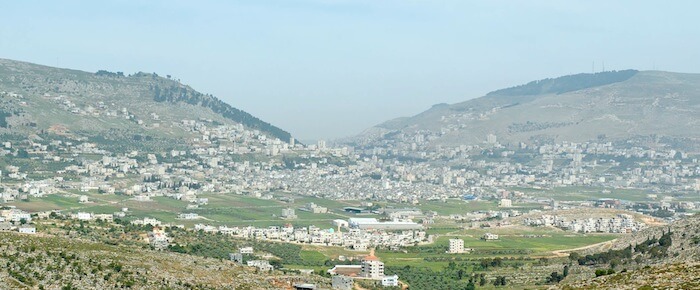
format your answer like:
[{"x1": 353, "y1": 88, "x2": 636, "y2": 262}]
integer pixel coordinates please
[
  {"x1": 361, "y1": 249, "x2": 384, "y2": 279},
  {"x1": 282, "y1": 208, "x2": 297, "y2": 219},
  {"x1": 448, "y1": 238, "x2": 464, "y2": 254}
]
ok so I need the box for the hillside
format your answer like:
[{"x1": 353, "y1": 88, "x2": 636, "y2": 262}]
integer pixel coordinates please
[
  {"x1": 0, "y1": 58, "x2": 291, "y2": 150},
  {"x1": 561, "y1": 214, "x2": 700, "y2": 289},
  {"x1": 352, "y1": 70, "x2": 700, "y2": 151},
  {"x1": 0, "y1": 232, "x2": 325, "y2": 289}
]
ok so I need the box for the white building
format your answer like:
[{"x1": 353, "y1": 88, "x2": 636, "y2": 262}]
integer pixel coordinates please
[
  {"x1": 486, "y1": 134, "x2": 497, "y2": 144},
  {"x1": 133, "y1": 195, "x2": 151, "y2": 202},
  {"x1": 148, "y1": 228, "x2": 170, "y2": 250},
  {"x1": 247, "y1": 260, "x2": 273, "y2": 271},
  {"x1": 282, "y1": 208, "x2": 297, "y2": 219},
  {"x1": 348, "y1": 218, "x2": 422, "y2": 230},
  {"x1": 360, "y1": 249, "x2": 384, "y2": 279},
  {"x1": 448, "y1": 239, "x2": 465, "y2": 254},
  {"x1": 381, "y1": 275, "x2": 399, "y2": 287},
  {"x1": 76, "y1": 212, "x2": 93, "y2": 221},
  {"x1": 132, "y1": 217, "x2": 161, "y2": 227},
  {"x1": 303, "y1": 202, "x2": 328, "y2": 214},
  {"x1": 482, "y1": 233, "x2": 499, "y2": 240},
  {"x1": 18, "y1": 227, "x2": 36, "y2": 234},
  {"x1": 178, "y1": 213, "x2": 199, "y2": 220},
  {"x1": 499, "y1": 199, "x2": 512, "y2": 208}
]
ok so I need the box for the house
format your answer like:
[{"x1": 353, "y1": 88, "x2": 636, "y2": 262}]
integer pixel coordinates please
[
  {"x1": 10, "y1": 211, "x2": 31, "y2": 223},
  {"x1": 361, "y1": 249, "x2": 384, "y2": 279},
  {"x1": 229, "y1": 253, "x2": 243, "y2": 264},
  {"x1": 448, "y1": 239, "x2": 465, "y2": 254},
  {"x1": 247, "y1": 260, "x2": 273, "y2": 271},
  {"x1": 301, "y1": 202, "x2": 328, "y2": 214},
  {"x1": 178, "y1": 213, "x2": 199, "y2": 220},
  {"x1": 133, "y1": 195, "x2": 151, "y2": 202},
  {"x1": 381, "y1": 275, "x2": 399, "y2": 287},
  {"x1": 148, "y1": 228, "x2": 170, "y2": 250},
  {"x1": 482, "y1": 233, "x2": 499, "y2": 240},
  {"x1": 282, "y1": 208, "x2": 297, "y2": 219},
  {"x1": 499, "y1": 199, "x2": 512, "y2": 208},
  {"x1": 75, "y1": 212, "x2": 93, "y2": 221},
  {"x1": 0, "y1": 222, "x2": 13, "y2": 231},
  {"x1": 93, "y1": 214, "x2": 113, "y2": 222},
  {"x1": 132, "y1": 217, "x2": 161, "y2": 227},
  {"x1": 239, "y1": 247, "x2": 254, "y2": 254},
  {"x1": 18, "y1": 227, "x2": 36, "y2": 234}
]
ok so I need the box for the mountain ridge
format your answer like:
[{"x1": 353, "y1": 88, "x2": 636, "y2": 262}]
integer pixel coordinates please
[{"x1": 352, "y1": 70, "x2": 700, "y2": 151}]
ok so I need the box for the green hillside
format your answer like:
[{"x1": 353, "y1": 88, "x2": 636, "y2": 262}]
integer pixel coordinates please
[{"x1": 0, "y1": 58, "x2": 291, "y2": 147}]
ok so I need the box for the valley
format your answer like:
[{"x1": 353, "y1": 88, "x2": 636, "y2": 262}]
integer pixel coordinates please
[{"x1": 1, "y1": 59, "x2": 699, "y2": 289}]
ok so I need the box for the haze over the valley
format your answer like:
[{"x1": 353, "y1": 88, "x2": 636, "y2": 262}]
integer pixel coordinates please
[{"x1": 2, "y1": 1, "x2": 700, "y2": 140}]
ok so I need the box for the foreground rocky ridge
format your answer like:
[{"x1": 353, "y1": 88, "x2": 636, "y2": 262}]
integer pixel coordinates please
[
  {"x1": 560, "y1": 214, "x2": 700, "y2": 289},
  {"x1": 0, "y1": 232, "x2": 327, "y2": 289}
]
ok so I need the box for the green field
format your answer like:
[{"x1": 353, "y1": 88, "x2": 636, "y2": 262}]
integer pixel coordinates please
[
  {"x1": 371, "y1": 232, "x2": 617, "y2": 271},
  {"x1": 416, "y1": 200, "x2": 499, "y2": 215},
  {"x1": 7, "y1": 194, "x2": 83, "y2": 212},
  {"x1": 510, "y1": 186, "x2": 654, "y2": 202}
]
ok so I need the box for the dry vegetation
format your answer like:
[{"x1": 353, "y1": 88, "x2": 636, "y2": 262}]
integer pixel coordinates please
[{"x1": 0, "y1": 232, "x2": 327, "y2": 290}]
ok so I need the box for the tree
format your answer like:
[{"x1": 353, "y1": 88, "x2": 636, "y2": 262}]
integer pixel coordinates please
[
  {"x1": 17, "y1": 149, "x2": 29, "y2": 158},
  {"x1": 568, "y1": 252, "x2": 580, "y2": 261},
  {"x1": 595, "y1": 269, "x2": 608, "y2": 277},
  {"x1": 493, "y1": 276, "x2": 507, "y2": 286},
  {"x1": 547, "y1": 272, "x2": 564, "y2": 283},
  {"x1": 465, "y1": 281, "x2": 475, "y2": 290}
]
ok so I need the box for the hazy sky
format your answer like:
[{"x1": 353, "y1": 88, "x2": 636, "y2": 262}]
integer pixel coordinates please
[{"x1": 2, "y1": 1, "x2": 699, "y2": 141}]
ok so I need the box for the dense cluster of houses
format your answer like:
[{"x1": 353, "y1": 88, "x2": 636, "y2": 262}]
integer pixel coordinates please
[
  {"x1": 524, "y1": 213, "x2": 647, "y2": 233},
  {"x1": 192, "y1": 222, "x2": 428, "y2": 250}
]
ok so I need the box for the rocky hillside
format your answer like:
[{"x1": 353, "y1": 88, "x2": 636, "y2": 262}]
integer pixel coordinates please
[
  {"x1": 589, "y1": 214, "x2": 700, "y2": 262},
  {"x1": 0, "y1": 232, "x2": 326, "y2": 289},
  {"x1": 352, "y1": 70, "x2": 700, "y2": 151},
  {"x1": 0, "y1": 58, "x2": 291, "y2": 149},
  {"x1": 561, "y1": 263, "x2": 700, "y2": 290},
  {"x1": 561, "y1": 214, "x2": 700, "y2": 289}
]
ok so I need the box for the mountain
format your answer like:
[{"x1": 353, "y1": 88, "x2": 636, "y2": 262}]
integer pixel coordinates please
[
  {"x1": 0, "y1": 58, "x2": 291, "y2": 150},
  {"x1": 351, "y1": 70, "x2": 700, "y2": 151}
]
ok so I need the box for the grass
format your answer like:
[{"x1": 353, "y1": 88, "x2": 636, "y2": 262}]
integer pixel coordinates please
[
  {"x1": 370, "y1": 232, "x2": 616, "y2": 272},
  {"x1": 300, "y1": 250, "x2": 328, "y2": 264},
  {"x1": 515, "y1": 186, "x2": 654, "y2": 202},
  {"x1": 416, "y1": 200, "x2": 499, "y2": 215},
  {"x1": 302, "y1": 245, "x2": 366, "y2": 259},
  {"x1": 7, "y1": 194, "x2": 82, "y2": 212}
]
